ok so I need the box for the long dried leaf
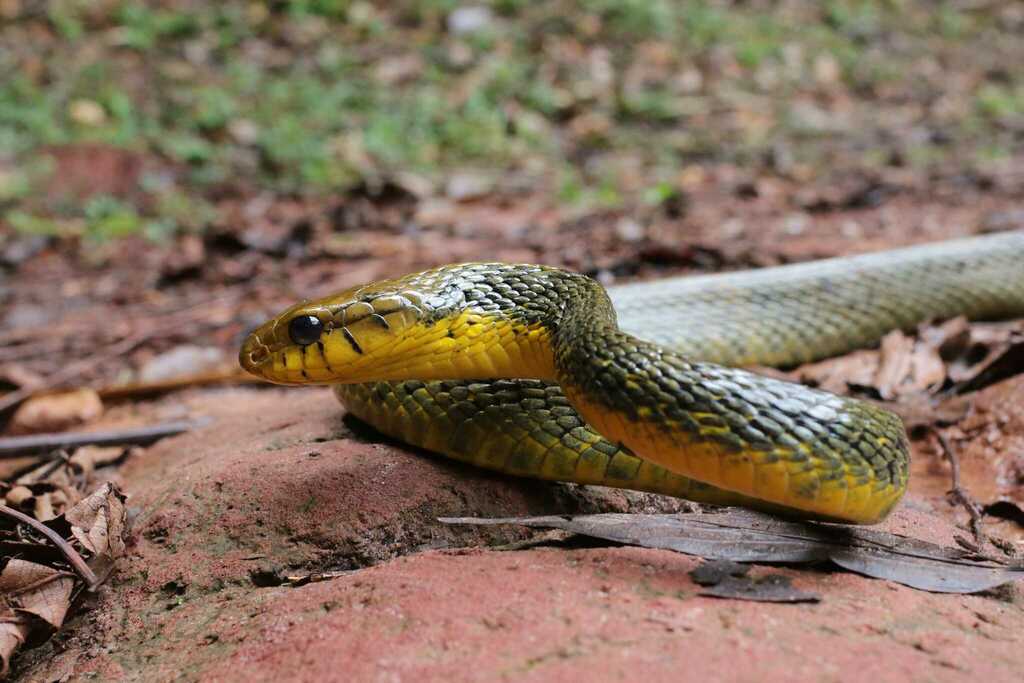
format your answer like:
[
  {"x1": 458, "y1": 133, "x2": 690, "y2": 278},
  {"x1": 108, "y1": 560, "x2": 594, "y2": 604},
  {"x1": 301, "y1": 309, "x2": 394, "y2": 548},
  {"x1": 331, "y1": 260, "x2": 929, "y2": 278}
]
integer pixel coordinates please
[
  {"x1": 440, "y1": 510, "x2": 1024, "y2": 594},
  {"x1": 0, "y1": 560, "x2": 74, "y2": 628},
  {"x1": 0, "y1": 559, "x2": 75, "y2": 676},
  {"x1": 65, "y1": 482, "x2": 127, "y2": 560}
]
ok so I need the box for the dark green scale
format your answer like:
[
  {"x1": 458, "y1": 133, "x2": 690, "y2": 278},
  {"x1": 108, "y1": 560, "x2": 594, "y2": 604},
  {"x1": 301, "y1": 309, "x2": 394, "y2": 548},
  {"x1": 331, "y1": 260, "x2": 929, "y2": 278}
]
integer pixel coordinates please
[{"x1": 331, "y1": 231, "x2": 1024, "y2": 523}]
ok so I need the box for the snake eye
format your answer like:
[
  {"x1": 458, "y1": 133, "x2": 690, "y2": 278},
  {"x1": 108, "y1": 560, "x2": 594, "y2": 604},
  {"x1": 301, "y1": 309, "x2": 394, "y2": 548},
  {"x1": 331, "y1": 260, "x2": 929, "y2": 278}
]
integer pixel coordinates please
[{"x1": 288, "y1": 315, "x2": 323, "y2": 346}]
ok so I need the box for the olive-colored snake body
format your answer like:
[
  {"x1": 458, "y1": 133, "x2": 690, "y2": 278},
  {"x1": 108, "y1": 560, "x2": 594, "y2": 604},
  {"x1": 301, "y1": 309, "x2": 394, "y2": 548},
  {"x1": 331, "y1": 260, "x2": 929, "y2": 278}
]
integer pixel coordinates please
[{"x1": 241, "y1": 231, "x2": 1024, "y2": 524}]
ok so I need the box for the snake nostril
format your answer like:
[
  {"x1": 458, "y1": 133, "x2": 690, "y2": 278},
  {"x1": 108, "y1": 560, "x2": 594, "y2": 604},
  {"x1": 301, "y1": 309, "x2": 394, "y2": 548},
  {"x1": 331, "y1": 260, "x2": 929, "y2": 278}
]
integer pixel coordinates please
[{"x1": 248, "y1": 346, "x2": 269, "y2": 366}]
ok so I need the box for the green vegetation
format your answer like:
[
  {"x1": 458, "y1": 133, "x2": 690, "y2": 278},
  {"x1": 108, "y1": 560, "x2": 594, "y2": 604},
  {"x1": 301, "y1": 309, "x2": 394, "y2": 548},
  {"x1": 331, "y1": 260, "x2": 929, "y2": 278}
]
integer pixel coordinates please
[{"x1": 1, "y1": 1, "x2": 1021, "y2": 242}]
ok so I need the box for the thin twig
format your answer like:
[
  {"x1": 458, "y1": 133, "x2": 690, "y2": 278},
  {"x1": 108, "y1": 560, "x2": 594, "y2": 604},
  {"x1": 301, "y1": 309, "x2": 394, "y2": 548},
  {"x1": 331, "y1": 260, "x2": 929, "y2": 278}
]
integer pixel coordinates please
[
  {"x1": 98, "y1": 369, "x2": 259, "y2": 401},
  {"x1": 15, "y1": 450, "x2": 70, "y2": 484},
  {"x1": 0, "y1": 331, "x2": 155, "y2": 414},
  {"x1": 930, "y1": 426, "x2": 987, "y2": 547},
  {"x1": 0, "y1": 289, "x2": 250, "y2": 415},
  {"x1": 0, "y1": 417, "x2": 212, "y2": 458},
  {"x1": 0, "y1": 505, "x2": 99, "y2": 590},
  {"x1": 0, "y1": 288, "x2": 247, "y2": 347}
]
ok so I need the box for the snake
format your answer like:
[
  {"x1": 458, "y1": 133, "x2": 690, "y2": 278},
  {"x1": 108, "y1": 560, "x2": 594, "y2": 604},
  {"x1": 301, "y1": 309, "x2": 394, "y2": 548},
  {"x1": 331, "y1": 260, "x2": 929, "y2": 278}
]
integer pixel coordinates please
[{"x1": 239, "y1": 231, "x2": 1024, "y2": 524}]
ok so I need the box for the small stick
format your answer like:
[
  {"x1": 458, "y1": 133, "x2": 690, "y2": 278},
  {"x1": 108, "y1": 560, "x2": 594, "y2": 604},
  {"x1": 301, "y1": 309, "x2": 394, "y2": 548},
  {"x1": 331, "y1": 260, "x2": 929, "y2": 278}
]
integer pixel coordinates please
[
  {"x1": 0, "y1": 504, "x2": 99, "y2": 590},
  {"x1": 98, "y1": 370, "x2": 260, "y2": 400},
  {"x1": 0, "y1": 331, "x2": 154, "y2": 414},
  {"x1": 0, "y1": 417, "x2": 212, "y2": 458},
  {"x1": 930, "y1": 426, "x2": 986, "y2": 546},
  {"x1": 0, "y1": 289, "x2": 250, "y2": 415}
]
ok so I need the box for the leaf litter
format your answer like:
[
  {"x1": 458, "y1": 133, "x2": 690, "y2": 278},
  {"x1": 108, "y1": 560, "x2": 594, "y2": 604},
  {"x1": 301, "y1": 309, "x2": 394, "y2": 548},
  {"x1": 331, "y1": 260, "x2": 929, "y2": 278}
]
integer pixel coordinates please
[
  {"x1": 791, "y1": 317, "x2": 1024, "y2": 536},
  {"x1": 1, "y1": 453, "x2": 129, "y2": 676}
]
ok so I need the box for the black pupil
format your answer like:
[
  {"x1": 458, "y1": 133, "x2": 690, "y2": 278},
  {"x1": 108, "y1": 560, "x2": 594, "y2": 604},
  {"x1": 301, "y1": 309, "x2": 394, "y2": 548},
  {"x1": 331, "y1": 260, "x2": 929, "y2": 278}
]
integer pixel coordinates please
[{"x1": 288, "y1": 315, "x2": 323, "y2": 346}]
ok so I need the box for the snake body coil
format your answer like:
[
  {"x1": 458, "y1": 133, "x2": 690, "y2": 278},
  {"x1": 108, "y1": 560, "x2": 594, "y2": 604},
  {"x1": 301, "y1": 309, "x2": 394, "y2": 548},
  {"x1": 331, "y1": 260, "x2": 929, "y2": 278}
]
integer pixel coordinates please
[{"x1": 240, "y1": 231, "x2": 1024, "y2": 524}]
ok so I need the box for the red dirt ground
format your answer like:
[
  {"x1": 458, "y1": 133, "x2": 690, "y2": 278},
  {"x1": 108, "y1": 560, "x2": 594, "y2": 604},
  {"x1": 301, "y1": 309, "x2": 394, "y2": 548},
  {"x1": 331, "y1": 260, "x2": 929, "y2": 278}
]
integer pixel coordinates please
[
  {"x1": 5, "y1": 166, "x2": 1024, "y2": 681},
  {"x1": 15, "y1": 379, "x2": 1024, "y2": 682}
]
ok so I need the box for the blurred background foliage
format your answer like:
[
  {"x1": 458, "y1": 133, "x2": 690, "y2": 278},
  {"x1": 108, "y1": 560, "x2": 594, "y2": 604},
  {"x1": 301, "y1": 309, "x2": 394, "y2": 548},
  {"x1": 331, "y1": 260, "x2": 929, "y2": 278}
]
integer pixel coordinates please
[{"x1": 1, "y1": 0, "x2": 1022, "y2": 246}]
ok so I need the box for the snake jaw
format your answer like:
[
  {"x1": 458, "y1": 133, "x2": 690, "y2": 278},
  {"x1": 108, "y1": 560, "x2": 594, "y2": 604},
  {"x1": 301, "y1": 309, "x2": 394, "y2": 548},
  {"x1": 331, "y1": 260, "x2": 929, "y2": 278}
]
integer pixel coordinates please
[
  {"x1": 238, "y1": 281, "x2": 460, "y2": 385},
  {"x1": 239, "y1": 264, "x2": 566, "y2": 385}
]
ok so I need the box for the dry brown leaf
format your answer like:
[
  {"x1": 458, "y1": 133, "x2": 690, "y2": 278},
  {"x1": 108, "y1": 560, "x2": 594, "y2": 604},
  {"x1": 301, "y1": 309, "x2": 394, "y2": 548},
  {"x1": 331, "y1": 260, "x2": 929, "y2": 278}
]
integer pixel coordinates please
[
  {"x1": 65, "y1": 482, "x2": 127, "y2": 560},
  {"x1": 0, "y1": 559, "x2": 75, "y2": 675},
  {"x1": 0, "y1": 456, "x2": 42, "y2": 483},
  {"x1": 33, "y1": 493, "x2": 56, "y2": 522},
  {"x1": 923, "y1": 316, "x2": 971, "y2": 359},
  {"x1": 797, "y1": 349, "x2": 879, "y2": 395},
  {"x1": 952, "y1": 340, "x2": 1024, "y2": 396},
  {"x1": 4, "y1": 483, "x2": 79, "y2": 523},
  {"x1": 14, "y1": 460, "x2": 70, "y2": 487},
  {"x1": 0, "y1": 364, "x2": 44, "y2": 392},
  {"x1": 7, "y1": 458, "x2": 84, "y2": 522},
  {"x1": 874, "y1": 330, "x2": 915, "y2": 399},
  {"x1": 0, "y1": 621, "x2": 30, "y2": 677},
  {"x1": 0, "y1": 560, "x2": 75, "y2": 628},
  {"x1": 909, "y1": 343, "x2": 946, "y2": 392},
  {"x1": 941, "y1": 320, "x2": 1023, "y2": 384},
  {"x1": 4, "y1": 486, "x2": 33, "y2": 509},
  {"x1": 884, "y1": 393, "x2": 971, "y2": 432},
  {"x1": 68, "y1": 445, "x2": 125, "y2": 477},
  {"x1": 6, "y1": 388, "x2": 103, "y2": 436}
]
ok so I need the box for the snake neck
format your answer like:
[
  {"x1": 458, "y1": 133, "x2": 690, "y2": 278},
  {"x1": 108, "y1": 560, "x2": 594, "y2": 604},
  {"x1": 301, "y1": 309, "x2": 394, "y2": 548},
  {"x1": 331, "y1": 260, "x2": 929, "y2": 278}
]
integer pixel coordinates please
[{"x1": 547, "y1": 275, "x2": 674, "y2": 421}]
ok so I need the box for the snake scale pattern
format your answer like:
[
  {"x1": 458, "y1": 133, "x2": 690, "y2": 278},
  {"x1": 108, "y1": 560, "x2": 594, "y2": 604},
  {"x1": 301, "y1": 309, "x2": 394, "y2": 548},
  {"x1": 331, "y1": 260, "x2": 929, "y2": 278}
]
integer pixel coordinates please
[{"x1": 241, "y1": 231, "x2": 1024, "y2": 523}]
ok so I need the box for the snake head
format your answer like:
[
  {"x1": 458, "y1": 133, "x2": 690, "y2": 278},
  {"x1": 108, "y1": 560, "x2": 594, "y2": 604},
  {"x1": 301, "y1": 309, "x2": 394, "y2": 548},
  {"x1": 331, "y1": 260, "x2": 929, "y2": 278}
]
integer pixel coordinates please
[
  {"x1": 240, "y1": 280, "x2": 448, "y2": 385},
  {"x1": 239, "y1": 264, "x2": 560, "y2": 385}
]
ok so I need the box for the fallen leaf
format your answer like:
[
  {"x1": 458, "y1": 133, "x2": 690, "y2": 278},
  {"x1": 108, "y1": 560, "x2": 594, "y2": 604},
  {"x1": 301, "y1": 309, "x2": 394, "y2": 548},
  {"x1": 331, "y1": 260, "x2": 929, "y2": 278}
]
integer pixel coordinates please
[
  {"x1": 688, "y1": 559, "x2": 751, "y2": 585},
  {"x1": 69, "y1": 445, "x2": 126, "y2": 477},
  {"x1": 797, "y1": 350, "x2": 879, "y2": 395},
  {"x1": 0, "y1": 627, "x2": 26, "y2": 679},
  {"x1": 0, "y1": 560, "x2": 75, "y2": 627},
  {"x1": 65, "y1": 482, "x2": 127, "y2": 561},
  {"x1": 828, "y1": 546, "x2": 1019, "y2": 593},
  {"x1": 4, "y1": 485, "x2": 34, "y2": 509},
  {"x1": 909, "y1": 342, "x2": 946, "y2": 393},
  {"x1": 0, "y1": 364, "x2": 44, "y2": 392},
  {"x1": 0, "y1": 559, "x2": 75, "y2": 676},
  {"x1": 698, "y1": 573, "x2": 820, "y2": 603},
  {"x1": 881, "y1": 393, "x2": 970, "y2": 433},
  {"x1": 441, "y1": 510, "x2": 1024, "y2": 593},
  {"x1": 923, "y1": 316, "x2": 971, "y2": 361},
  {"x1": 6, "y1": 388, "x2": 103, "y2": 436},
  {"x1": 874, "y1": 330, "x2": 915, "y2": 399},
  {"x1": 15, "y1": 459, "x2": 73, "y2": 487},
  {"x1": 0, "y1": 456, "x2": 42, "y2": 483},
  {"x1": 952, "y1": 341, "x2": 1024, "y2": 396},
  {"x1": 4, "y1": 481, "x2": 78, "y2": 522}
]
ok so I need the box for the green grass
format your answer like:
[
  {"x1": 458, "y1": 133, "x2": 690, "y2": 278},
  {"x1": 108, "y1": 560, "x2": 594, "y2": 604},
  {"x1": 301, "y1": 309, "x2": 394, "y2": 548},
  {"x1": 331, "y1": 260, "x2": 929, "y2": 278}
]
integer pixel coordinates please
[{"x1": 0, "y1": 0, "x2": 1021, "y2": 243}]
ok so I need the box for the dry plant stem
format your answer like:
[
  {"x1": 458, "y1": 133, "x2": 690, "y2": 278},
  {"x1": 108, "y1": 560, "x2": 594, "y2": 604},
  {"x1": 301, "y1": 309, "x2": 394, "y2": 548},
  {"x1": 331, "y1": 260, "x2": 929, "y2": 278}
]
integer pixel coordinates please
[
  {"x1": 0, "y1": 290, "x2": 250, "y2": 414},
  {"x1": 0, "y1": 288, "x2": 247, "y2": 347},
  {"x1": 0, "y1": 418, "x2": 212, "y2": 458},
  {"x1": 98, "y1": 370, "x2": 260, "y2": 401},
  {"x1": 0, "y1": 505, "x2": 99, "y2": 590},
  {"x1": 930, "y1": 426, "x2": 986, "y2": 546},
  {"x1": 19, "y1": 450, "x2": 70, "y2": 483},
  {"x1": 0, "y1": 331, "x2": 155, "y2": 414}
]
